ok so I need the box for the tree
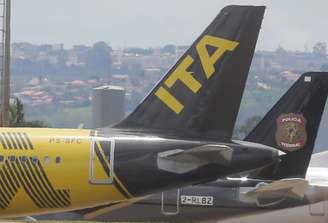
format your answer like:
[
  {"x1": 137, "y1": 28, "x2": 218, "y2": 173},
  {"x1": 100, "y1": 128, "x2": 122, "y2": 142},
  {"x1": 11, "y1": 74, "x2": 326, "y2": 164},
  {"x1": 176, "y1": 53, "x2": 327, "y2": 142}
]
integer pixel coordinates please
[
  {"x1": 85, "y1": 41, "x2": 112, "y2": 80},
  {"x1": 161, "y1": 44, "x2": 176, "y2": 54},
  {"x1": 321, "y1": 63, "x2": 328, "y2": 71},
  {"x1": 234, "y1": 116, "x2": 262, "y2": 139},
  {"x1": 9, "y1": 97, "x2": 24, "y2": 126},
  {"x1": 9, "y1": 98, "x2": 48, "y2": 127},
  {"x1": 313, "y1": 41, "x2": 327, "y2": 58},
  {"x1": 275, "y1": 45, "x2": 287, "y2": 55},
  {"x1": 124, "y1": 47, "x2": 153, "y2": 55}
]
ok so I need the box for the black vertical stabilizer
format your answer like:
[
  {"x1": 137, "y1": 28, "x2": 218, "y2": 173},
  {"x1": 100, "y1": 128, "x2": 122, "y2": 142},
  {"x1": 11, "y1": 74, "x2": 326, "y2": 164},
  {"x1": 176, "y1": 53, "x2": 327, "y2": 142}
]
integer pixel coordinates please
[
  {"x1": 115, "y1": 6, "x2": 265, "y2": 141},
  {"x1": 245, "y1": 72, "x2": 328, "y2": 179}
]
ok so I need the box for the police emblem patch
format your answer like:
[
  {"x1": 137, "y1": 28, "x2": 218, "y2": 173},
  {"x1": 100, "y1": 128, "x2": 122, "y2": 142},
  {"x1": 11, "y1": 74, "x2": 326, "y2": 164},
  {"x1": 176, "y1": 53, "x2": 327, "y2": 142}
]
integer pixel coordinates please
[{"x1": 275, "y1": 113, "x2": 307, "y2": 152}]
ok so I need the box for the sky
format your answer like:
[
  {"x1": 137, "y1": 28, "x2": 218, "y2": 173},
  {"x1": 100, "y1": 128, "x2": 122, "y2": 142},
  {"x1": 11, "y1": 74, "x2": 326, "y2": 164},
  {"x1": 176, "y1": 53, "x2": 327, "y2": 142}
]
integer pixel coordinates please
[{"x1": 11, "y1": 0, "x2": 328, "y2": 50}]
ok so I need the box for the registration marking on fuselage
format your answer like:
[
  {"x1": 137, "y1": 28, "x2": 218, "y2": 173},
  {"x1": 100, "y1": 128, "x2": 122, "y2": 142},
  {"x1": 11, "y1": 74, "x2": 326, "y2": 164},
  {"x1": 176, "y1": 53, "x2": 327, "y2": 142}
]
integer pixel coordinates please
[{"x1": 181, "y1": 195, "x2": 213, "y2": 206}]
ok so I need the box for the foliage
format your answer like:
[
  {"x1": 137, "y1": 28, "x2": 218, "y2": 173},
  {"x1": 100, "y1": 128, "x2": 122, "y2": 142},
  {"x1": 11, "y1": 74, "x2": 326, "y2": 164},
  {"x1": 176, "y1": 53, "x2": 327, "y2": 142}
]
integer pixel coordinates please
[
  {"x1": 234, "y1": 116, "x2": 262, "y2": 139},
  {"x1": 161, "y1": 44, "x2": 176, "y2": 54},
  {"x1": 86, "y1": 41, "x2": 112, "y2": 79},
  {"x1": 26, "y1": 106, "x2": 91, "y2": 128},
  {"x1": 123, "y1": 47, "x2": 153, "y2": 55},
  {"x1": 9, "y1": 98, "x2": 48, "y2": 127},
  {"x1": 275, "y1": 46, "x2": 287, "y2": 55},
  {"x1": 321, "y1": 63, "x2": 328, "y2": 71},
  {"x1": 313, "y1": 41, "x2": 327, "y2": 58}
]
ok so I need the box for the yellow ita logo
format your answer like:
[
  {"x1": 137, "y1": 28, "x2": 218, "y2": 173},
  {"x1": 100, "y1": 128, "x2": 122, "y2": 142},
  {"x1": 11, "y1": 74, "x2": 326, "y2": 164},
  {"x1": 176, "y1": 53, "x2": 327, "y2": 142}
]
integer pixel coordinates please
[{"x1": 155, "y1": 35, "x2": 239, "y2": 114}]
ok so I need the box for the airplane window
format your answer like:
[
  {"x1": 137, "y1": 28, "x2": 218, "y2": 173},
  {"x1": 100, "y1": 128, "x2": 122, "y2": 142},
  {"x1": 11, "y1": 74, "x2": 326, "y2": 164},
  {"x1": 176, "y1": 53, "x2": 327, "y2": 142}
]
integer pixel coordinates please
[
  {"x1": 9, "y1": 156, "x2": 16, "y2": 162},
  {"x1": 0, "y1": 155, "x2": 3, "y2": 162},
  {"x1": 32, "y1": 156, "x2": 39, "y2": 164},
  {"x1": 21, "y1": 156, "x2": 28, "y2": 163},
  {"x1": 55, "y1": 156, "x2": 61, "y2": 164},
  {"x1": 44, "y1": 156, "x2": 50, "y2": 164}
]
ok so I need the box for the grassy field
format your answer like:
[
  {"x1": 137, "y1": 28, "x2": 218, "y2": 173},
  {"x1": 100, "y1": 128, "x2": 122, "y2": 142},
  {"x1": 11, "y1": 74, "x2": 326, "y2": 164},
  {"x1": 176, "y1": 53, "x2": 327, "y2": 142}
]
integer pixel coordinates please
[{"x1": 26, "y1": 106, "x2": 92, "y2": 129}]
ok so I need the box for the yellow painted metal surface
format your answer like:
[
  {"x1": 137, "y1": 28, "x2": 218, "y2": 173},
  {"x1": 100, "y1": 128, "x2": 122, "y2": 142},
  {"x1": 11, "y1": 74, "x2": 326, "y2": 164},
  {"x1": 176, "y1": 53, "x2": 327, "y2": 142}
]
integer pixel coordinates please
[{"x1": 0, "y1": 128, "x2": 127, "y2": 218}]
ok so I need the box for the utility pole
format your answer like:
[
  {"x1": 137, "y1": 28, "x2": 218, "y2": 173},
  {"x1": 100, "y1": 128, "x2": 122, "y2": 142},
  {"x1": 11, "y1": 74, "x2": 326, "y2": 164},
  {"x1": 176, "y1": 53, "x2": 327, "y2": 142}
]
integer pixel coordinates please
[{"x1": 0, "y1": 0, "x2": 10, "y2": 127}]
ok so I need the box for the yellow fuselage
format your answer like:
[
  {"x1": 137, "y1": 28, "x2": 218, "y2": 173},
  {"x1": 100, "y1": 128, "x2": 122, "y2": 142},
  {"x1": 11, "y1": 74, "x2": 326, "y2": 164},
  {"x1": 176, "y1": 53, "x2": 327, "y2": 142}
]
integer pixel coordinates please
[{"x1": 0, "y1": 128, "x2": 128, "y2": 218}]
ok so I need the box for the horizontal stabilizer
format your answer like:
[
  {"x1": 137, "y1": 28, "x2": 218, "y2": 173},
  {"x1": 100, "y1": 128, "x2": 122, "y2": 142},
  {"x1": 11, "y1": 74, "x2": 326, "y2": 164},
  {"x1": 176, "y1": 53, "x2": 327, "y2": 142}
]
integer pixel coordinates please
[
  {"x1": 157, "y1": 145, "x2": 232, "y2": 174},
  {"x1": 247, "y1": 178, "x2": 309, "y2": 200}
]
